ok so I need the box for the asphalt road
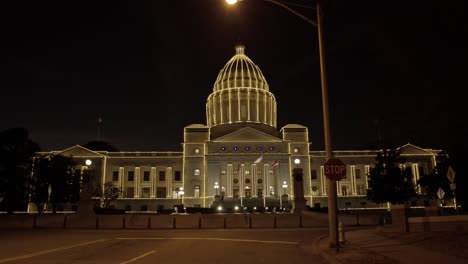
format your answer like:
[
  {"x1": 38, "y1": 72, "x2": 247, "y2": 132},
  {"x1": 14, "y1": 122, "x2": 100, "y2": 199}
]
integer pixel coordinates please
[{"x1": 0, "y1": 228, "x2": 329, "y2": 264}]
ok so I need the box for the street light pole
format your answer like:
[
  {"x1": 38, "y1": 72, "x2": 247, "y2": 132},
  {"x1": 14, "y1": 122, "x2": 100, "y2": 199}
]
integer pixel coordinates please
[
  {"x1": 225, "y1": 0, "x2": 338, "y2": 250},
  {"x1": 316, "y1": 1, "x2": 339, "y2": 251}
]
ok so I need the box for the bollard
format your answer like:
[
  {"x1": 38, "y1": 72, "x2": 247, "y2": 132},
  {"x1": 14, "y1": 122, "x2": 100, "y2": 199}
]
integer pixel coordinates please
[{"x1": 338, "y1": 221, "x2": 345, "y2": 244}]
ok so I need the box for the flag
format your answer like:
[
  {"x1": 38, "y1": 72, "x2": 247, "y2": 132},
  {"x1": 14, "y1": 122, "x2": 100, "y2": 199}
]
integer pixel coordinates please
[
  {"x1": 254, "y1": 154, "x2": 263, "y2": 164},
  {"x1": 271, "y1": 160, "x2": 279, "y2": 168}
]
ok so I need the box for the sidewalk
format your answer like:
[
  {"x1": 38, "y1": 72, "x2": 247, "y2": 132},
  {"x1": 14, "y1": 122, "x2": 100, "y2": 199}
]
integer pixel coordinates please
[{"x1": 314, "y1": 226, "x2": 468, "y2": 264}]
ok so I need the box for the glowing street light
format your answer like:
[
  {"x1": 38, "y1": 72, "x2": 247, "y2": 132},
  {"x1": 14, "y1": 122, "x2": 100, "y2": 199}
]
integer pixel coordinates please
[
  {"x1": 85, "y1": 159, "x2": 92, "y2": 166},
  {"x1": 225, "y1": 0, "x2": 339, "y2": 250},
  {"x1": 294, "y1": 158, "x2": 301, "y2": 167},
  {"x1": 214, "y1": 181, "x2": 220, "y2": 196}
]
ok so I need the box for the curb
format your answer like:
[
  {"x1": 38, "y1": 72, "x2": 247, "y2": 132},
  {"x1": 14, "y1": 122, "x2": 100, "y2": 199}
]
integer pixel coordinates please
[{"x1": 313, "y1": 235, "x2": 341, "y2": 264}]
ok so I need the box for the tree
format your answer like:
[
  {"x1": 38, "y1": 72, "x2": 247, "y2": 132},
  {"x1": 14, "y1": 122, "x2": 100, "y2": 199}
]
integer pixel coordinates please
[
  {"x1": 418, "y1": 151, "x2": 452, "y2": 203},
  {"x1": 94, "y1": 181, "x2": 122, "y2": 209},
  {"x1": 367, "y1": 147, "x2": 417, "y2": 204},
  {"x1": 30, "y1": 154, "x2": 80, "y2": 213},
  {"x1": 0, "y1": 128, "x2": 40, "y2": 213}
]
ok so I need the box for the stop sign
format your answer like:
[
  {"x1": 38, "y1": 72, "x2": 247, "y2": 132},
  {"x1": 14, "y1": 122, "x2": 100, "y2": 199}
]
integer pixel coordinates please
[{"x1": 324, "y1": 158, "x2": 346, "y2": 181}]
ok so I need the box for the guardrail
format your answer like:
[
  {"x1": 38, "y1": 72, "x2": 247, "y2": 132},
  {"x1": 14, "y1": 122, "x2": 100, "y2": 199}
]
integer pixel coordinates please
[{"x1": 0, "y1": 212, "x2": 384, "y2": 229}]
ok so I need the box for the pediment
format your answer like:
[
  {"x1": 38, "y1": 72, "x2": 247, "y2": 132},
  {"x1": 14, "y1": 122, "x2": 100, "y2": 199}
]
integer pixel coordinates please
[
  {"x1": 213, "y1": 127, "x2": 282, "y2": 142},
  {"x1": 398, "y1": 143, "x2": 432, "y2": 155},
  {"x1": 56, "y1": 145, "x2": 105, "y2": 157}
]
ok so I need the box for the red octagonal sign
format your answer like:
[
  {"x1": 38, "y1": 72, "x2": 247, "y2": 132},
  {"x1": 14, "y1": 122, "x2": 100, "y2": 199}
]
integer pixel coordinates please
[{"x1": 324, "y1": 158, "x2": 346, "y2": 181}]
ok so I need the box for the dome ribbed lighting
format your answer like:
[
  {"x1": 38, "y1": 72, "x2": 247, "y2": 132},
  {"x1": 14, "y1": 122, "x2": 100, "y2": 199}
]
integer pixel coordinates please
[
  {"x1": 206, "y1": 46, "x2": 277, "y2": 128},
  {"x1": 213, "y1": 45, "x2": 269, "y2": 92}
]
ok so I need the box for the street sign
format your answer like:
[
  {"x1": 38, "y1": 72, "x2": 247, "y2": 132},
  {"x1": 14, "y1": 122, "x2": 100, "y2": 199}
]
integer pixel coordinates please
[
  {"x1": 447, "y1": 166, "x2": 456, "y2": 183},
  {"x1": 324, "y1": 158, "x2": 346, "y2": 181},
  {"x1": 437, "y1": 187, "x2": 445, "y2": 200}
]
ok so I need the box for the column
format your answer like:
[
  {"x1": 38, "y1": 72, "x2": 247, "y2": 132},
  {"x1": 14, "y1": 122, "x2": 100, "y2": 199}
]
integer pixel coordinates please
[
  {"x1": 364, "y1": 165, "x2": 370, "y2": 189},
  {"x1": 118, "y1": 167, "x2": 124, "y2": 198},
  {"x1": 240, "y1": 164, "x2": 245, "y2": 198},
  {"x1": 337, "y1": 181, "x2": 342, "y2": 196},
  {"x1": 252, "y1": 164, "x2": 257, "y2": 197},
  {"x1": 134, "y1": 167, "x2": 140, "y2": 198},
  {"x1": 227, "y1": 164, "x2": 233, "y2": 197},
  {"x1": 350, "y1": 165, "x2": 356, "y2": 195},
  {"x1": 412, "y1": 163, "x2": 421, "y2": 193},
  {"x1": 166, "y1": 167, "x2": 172, "y2": 198},
  {"x1": 320, "y1": 165, "x2": 327, "y2": 195},
  {"x1": 150, "y1": 167, "x2": 156, "y2": 198},
  {"x1": 264, "y1": 164, "x2": 269, "y2": 197}
]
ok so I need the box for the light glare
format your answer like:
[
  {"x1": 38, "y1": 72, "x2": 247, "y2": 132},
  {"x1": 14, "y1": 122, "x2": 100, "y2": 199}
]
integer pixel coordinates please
[{"x1": 226, "y1": 0, "x2": 238, "y2": 5}]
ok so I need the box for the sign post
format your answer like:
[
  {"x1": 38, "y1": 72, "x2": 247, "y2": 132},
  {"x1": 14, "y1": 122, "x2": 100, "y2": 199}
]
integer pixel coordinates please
[
  {"x1": 324, "y1": 158, "x2": 346, "y2": 250},
  {"x1": 446, "y1": 166, "x2": 457, "y2": 213},
  {"x1": 437, "y1": 187, "x2": 445, "y2": 207}
]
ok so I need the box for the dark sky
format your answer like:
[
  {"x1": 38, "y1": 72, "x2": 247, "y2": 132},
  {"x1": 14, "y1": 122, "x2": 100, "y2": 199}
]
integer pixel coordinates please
[{"x1": 1, "y1": 0, "x2": 466, "y2": 152}]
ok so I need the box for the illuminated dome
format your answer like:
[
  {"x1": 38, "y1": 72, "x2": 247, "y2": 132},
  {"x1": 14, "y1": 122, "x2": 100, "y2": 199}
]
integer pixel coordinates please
[
  {"x1": 206, "y1": 45, "x2": 277, "y2": 131},
  {"x1": 213, "y1": 45, "x2": 269, "y2": 91}
]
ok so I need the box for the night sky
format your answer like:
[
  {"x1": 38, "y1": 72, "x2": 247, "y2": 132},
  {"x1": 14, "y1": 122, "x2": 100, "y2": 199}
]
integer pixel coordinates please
[{"x1": 1, "y1": 0, "x2": 466, "y2": 152}]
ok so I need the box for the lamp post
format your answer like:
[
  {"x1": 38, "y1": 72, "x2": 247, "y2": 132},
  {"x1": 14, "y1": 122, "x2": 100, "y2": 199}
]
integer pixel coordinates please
[
  {"x1": 226, "y1": 0, "x2": 339, "y2": 249},
  {"x1": 214, "y1": 182, "x2": 220, "y2": 196},
  {"x1": 280, "y1": 180, "x2": 288, "y2": 210},
  {"x1": 177, "y1": 187, "x2": 185, "y2": 206}
]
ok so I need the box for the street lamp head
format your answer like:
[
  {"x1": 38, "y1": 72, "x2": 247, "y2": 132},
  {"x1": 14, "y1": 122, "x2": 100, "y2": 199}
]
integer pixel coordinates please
[
  {"x1": 294, "y1": 158, "x2": 300, "y2": 165},
  {"x1": 226, "y1": 0, "x2": 239, "y2": 5},
  {"x1": 85, "y1": 159, "x2": 92, "y2": 166}
]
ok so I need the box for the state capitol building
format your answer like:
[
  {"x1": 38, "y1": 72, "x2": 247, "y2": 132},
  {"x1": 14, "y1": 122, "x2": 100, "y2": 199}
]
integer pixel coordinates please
[{"x1": 41, "y1": 46, "x2": 439, "y2": 211}]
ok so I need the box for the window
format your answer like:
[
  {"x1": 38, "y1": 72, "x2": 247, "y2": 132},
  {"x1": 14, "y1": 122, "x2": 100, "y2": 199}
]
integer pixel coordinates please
[
  {"x1": 257, "y1": 170, "x2": 262, "y2": 175},
  {"x1": 311, "y1": 185, "x2": 319, "y2": 196},
  {"x1": 245, "y1": 170, "x2": 250, "y2": 175},
  {"x1": 311, "y1": 170, "x2": 317, "y2": 180},
  {"x1": 355, "y1": 169, "x2": 361, "y2": 179},
  {"x1": 194, "y1": 169, "x2": 200, "y2": 176},
  {"x1": 257, "y1": 188, "x2": 263, "y2": 198},
  {"x1": 143, "y1": 171, "x2": 150, "y2": 181},
  {"x1": 156, "y1": 187, "x2": 166, "y2": 198},
  {"x1": 174, "y1": 171, "x2": 182, "y2": 181},
  {"x1": 141, "y1": 187, "x2": 150, "y2": 198},
  {"x1": 245, "y1": 178, "x2": 251, "y2": 184},
  {"x1": 126, "y1": 187, "x2": 134, "y2": 198},
  {"x1": 127, "y1": 171, "x2": 134, "y2": 181},
  {"x1": 269, "y1": 170, "x2": 273, "y2": 175},
  {"x1": 112, "y1": 171, "x2": 119, "y2": 182},
  {"x1": 357, "y1": 184, "x2": 365, "y2": 195},
  {"x1": 221, "y1": 170, "x2": 226, "y2": 175},
  {"x1": 194, "y1": 186, "x2": 200, "y2": 198},
  {"x1": 233, "y1": 187, "x2": 239, "y2": 198},
  {"x1": 159, "y1": 171, "x2": 166, "y2": 181},
  {"x1": 341, "y1": 185, "x2": 349, "y2": 196}
]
